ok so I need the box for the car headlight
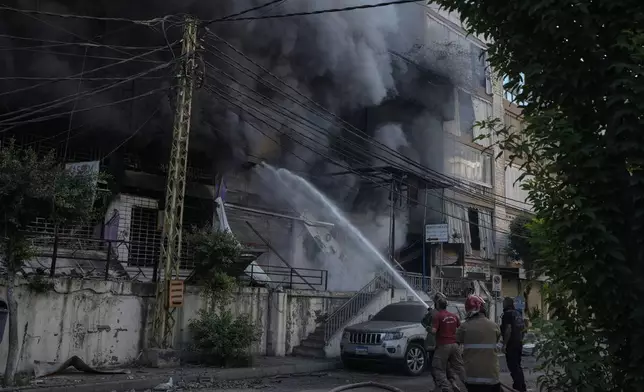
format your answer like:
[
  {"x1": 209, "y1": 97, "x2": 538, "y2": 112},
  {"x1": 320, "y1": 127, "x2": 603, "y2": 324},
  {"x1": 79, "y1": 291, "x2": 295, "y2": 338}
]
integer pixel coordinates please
[
  {"x1": 382, "y1": 332, "x2": 404, "y2": 340},
  {"x1": 342, "y1": 331, "x2": 350, "y2": 340}
]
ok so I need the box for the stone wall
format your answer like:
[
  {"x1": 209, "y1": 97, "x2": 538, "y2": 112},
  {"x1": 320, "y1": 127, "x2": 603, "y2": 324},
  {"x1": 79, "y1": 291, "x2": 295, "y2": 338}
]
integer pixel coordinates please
[{"x1": 0, "y1": 278, "x2": 355, "y2": 374}]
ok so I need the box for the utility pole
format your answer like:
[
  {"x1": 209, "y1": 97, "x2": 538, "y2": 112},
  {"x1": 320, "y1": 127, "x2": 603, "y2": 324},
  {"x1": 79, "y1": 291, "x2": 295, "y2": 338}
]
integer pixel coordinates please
[{"x1": 151, "y1": 16, "x2": 198, "y2": 348}]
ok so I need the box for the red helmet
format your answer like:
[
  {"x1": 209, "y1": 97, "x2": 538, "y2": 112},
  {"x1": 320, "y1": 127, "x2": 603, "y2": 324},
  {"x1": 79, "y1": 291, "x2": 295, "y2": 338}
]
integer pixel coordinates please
[{"x1": 465, "y1": 295, "x2": 485, "y2": 317}]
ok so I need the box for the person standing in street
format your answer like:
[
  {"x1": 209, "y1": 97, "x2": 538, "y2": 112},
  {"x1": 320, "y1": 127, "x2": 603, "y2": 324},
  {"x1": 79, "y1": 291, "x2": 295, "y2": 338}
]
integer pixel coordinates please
[
  {"x1": 501, "y1": 297, "x2": 527, "y2": 392},
  {"x1": 431, "y1": 293, "x2": 465, "y2": 392},
  {"x1": 422, "y1": 303, "x2": 437, "y2": 366},
  {"x1": 457, "y1": 295, "x2": 502, "y2": 392}
]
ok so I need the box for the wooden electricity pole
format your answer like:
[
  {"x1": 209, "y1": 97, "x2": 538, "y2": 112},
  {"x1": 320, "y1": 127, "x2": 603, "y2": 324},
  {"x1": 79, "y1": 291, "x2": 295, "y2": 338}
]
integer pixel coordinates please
[{"x1": 151, "y1": 16, "x2": 198, "y2": 348}]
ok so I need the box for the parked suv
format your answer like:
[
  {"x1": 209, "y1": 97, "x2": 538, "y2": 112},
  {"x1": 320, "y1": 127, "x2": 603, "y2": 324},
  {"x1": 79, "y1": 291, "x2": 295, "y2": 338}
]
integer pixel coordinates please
[
  {"x1": 340, "y1": 300, "x2": 466, "y2": 376},
  {"x1": 340, "y1": 301, "x2": 429, "y2": 376}
]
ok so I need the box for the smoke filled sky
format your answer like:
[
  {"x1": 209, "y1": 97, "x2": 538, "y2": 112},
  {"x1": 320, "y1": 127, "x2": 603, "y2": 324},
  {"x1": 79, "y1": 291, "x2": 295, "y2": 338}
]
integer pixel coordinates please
[{"x1": 0, "y1": 0, "x2": 484, "y2": 258}]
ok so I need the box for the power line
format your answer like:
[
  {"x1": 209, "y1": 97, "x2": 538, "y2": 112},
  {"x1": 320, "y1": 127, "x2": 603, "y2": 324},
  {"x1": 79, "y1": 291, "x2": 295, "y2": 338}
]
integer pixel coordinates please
[
  {"x1": 202, "y1": 0, "x2": 288, "y2": 27},
  {"x1": 0, "y1": 75, "x2": 170, "y2": 81},
  {"x1": 101, "y1": 108, "x2": 160, "y2": 161},
  {"x1": 0, "y1": 34, "x2": 169, "y2": 51},
  {"x1": 200, "y1": 36, "x2": 533, "y2": 211},
  {"x1": 0, "y1": 5, "x2": 175, "y2": 25},
  {"x1": 202, "y1": 83, "x2": 527, "y2": 241},
  {"x1": 201, "y1": 33, "x2": 476, "y2": 191},
  {"x1": 7, "y1": 6, "x2": 172, "y2": 66},
  {"x1": 201, "y1": 66, "x2": 525, "y2": 227},
  {"x1": 0, "y1": 46, "x2": 168, "y2": 64},
  {"x1": 202, "y1": 0, "x2": 422, "y2": 24},
  {"x1": 0, "y1": 44, "x2": 176, "y2": 99},
  {"x1": 0, "y1": 58, "x2": 178, "y2": 124},
  {"x1": 0, "y1": 85, "x2": 174, "y2": 132},
  {"x1": 199, "y1": 76, "x2": 498, "y2": 229},
  {"x1": 200, "y1": 49, "x2": 533, "y2": 219},
  {"x1": 63, "y1": 46, "x2": 89, "y2": 160}
]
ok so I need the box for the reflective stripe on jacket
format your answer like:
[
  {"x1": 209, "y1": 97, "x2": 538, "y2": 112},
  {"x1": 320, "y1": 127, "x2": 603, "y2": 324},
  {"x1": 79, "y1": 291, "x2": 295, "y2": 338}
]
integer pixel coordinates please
[{"x1": 456, "y1": 314, "x2": 501, "y2": 385}]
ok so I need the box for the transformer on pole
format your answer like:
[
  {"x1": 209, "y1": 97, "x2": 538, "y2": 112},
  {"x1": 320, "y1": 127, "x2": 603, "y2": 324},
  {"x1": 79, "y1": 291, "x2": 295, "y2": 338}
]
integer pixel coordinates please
[{"x1": 151, "y1": 16, "x2": 198, "y2": 348}]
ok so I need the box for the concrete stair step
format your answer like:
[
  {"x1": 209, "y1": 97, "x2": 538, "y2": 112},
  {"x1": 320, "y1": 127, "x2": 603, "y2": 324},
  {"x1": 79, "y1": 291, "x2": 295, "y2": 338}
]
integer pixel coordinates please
[
  {"x1": 307, "y1": 333, "x2": 326, "y2": 343},
  {"x1": 292, "y1": 345, "x2": 326, "y2": 359},
  {"x1": 300, "y1": 339, "x2": 325, "y2": 349}
]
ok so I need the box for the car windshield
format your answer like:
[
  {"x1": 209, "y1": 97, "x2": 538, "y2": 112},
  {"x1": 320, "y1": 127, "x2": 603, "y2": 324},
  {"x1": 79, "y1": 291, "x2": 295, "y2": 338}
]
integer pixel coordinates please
[{"x1": 371, "y1": 304, "x2": 426, "y2": 322}]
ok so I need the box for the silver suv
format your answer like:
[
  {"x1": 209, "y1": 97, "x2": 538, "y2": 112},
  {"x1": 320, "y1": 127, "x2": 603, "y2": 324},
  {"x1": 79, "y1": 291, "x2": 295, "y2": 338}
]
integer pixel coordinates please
[
  {"x1": 340, "y1": 301, "x2": 429, "y2": 376},
  {"x1": 340, "y1": 301, "x2": 466, "y2": 376}
]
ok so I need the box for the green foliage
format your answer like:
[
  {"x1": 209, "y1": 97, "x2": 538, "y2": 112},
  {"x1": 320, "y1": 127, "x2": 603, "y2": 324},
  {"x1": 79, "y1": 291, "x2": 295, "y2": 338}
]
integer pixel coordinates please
[
  {"x1": 189, "y1": 227, "x2": 242, "y2": 274},
  {"x1": 432, "y1": 0, "x2": 644, "y2": 390},
  {"x1": 188, "y1": 308, "x2": 260, "y2": 366},
  {"x1": 188, "y1": 227, "x2": 242, "y2": 304},
  {"x1": 0, "y1": 141, "x2": 98, "y2": 271},
  {"x1": 533, "y1": 314, "x2": 614, "y2": 391},
  {"x1": 507, "y1": 215, "x2": 540, "y2": 274},
  {"x1": 526, "y1": 306, "x2": 542, "y2": 322}
]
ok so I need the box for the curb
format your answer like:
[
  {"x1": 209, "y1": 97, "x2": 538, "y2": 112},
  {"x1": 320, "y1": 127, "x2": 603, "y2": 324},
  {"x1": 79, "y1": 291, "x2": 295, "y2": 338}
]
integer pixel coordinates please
[{"x1": 1, "y1": 360, "x2": 342, "y2": 392}]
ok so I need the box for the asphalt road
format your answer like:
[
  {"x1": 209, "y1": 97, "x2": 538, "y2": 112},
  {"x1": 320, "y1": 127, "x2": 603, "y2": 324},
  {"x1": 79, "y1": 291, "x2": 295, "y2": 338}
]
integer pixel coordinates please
[{"x1": 186, "y1": 356, "x2": 540, "y2": 392}]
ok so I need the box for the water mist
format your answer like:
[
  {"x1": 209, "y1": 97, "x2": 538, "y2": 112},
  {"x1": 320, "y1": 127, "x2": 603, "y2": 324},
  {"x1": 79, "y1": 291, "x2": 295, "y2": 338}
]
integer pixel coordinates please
[{"x1": 257, "y1": 163, "x2": 426, "y2": 304}]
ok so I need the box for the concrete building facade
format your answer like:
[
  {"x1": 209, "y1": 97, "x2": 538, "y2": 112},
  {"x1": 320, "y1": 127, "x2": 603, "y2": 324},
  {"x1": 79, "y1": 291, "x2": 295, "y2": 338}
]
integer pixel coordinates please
[{"x1": 421, "y1": 3, "x2": 542, "y2": 318}]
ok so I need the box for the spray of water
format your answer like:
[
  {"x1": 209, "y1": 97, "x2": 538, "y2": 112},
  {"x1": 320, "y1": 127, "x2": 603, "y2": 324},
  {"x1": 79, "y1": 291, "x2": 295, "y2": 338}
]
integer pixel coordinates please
[{"x1": 258, "y1": 163, "x2": 426, "y2": 304}]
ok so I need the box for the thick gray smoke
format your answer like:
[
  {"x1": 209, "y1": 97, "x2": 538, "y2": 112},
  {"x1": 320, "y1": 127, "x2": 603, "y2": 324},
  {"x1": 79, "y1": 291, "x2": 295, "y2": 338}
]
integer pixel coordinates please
[{"x1": 0, "y1": 0, "x2": 481, "y2": 289}]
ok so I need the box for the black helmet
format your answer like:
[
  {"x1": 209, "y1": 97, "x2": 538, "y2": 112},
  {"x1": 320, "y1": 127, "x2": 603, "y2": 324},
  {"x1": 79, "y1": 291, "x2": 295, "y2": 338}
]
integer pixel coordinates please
[{"x1": 433, "y1": 292, "x2": 448, "y2": 310}]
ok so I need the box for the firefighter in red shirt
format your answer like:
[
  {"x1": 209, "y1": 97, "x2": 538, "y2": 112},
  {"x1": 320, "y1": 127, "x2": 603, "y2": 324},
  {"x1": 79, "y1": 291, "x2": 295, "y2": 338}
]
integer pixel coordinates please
[{"x1": 431, "y1": 293, "x2": 465, "y2": 392}]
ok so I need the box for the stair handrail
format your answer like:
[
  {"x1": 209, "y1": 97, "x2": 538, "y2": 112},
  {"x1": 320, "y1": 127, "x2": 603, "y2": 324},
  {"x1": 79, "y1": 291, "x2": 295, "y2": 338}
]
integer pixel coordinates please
[
  {"x1": 323, "y1": 269, "x2": 447, "y2": 342},
  {"x1": 323, "y1": 270, "x2": 393, "y2": 341}
]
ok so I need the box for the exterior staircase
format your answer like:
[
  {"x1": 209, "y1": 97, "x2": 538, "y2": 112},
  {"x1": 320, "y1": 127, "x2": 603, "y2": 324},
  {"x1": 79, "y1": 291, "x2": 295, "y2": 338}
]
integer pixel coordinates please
[
  {"x1": 292, "y1": 270, "x2": 415, "y2": 358},
  {"x1": 292, "y1": 324, "x2": 327, "y2": 358},
  {"x1": 292, "y1": 266, "x2": 445, "y2": 358}
]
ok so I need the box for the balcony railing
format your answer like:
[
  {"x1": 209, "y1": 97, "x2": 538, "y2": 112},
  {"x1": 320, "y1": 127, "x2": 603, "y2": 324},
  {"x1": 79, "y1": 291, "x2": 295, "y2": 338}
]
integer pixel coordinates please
[{"x1": 244, "y1": 264, "x2": 328, "y2": 291}]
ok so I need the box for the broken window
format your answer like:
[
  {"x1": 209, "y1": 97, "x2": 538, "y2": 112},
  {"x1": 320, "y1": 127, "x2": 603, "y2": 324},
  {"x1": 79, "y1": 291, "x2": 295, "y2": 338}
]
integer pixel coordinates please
[{"x1": 468, "y1": 208, "x2": 481, "y2": 251}]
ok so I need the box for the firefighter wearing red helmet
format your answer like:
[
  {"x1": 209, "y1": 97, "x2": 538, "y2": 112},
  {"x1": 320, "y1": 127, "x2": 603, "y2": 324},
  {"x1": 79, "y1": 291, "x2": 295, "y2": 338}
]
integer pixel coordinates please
[{"x1": 456, "y1": 295, "x2": 502, "y2": 392}]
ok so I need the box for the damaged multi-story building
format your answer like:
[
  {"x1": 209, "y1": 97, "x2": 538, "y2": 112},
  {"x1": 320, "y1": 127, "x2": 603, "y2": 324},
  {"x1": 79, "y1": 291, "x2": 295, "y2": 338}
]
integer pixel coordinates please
[{"x1": 0, "y1": 0, "x2": 537, "y2": 364}]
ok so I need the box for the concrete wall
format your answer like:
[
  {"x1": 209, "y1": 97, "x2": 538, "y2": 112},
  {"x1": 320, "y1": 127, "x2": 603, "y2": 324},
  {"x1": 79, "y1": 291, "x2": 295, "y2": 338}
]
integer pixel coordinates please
[
  {"x1": 0, "y1": 278, "x2": 356, "y2": 374},
  {"x1": 283, "y1": 291, "x2": 352, "y2": 355},
  {"x1": 0, "y1": 279, "x2": 152, "y2": 374}
]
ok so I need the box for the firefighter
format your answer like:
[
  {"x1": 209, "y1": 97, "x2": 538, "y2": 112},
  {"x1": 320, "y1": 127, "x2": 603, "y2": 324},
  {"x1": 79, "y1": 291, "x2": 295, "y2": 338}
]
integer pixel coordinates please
[
  {"x1": 431, "y1": 293, "x2": 465, "y2": 392},
  {"x1": 422, "y1": 303, "x2": 436, "y2": 365},
  {"x1": 501, "y1": 297, "x2": 527, "y2": 392},
  {"x1": 456, "y1": 295, "x2": 501, "y2": 392}
]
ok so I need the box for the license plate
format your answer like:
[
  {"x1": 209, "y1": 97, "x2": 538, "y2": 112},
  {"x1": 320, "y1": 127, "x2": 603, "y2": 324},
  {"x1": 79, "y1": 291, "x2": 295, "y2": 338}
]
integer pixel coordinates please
[{"x1": 355, "y1": 346, "x2": 368, "y2": 355}]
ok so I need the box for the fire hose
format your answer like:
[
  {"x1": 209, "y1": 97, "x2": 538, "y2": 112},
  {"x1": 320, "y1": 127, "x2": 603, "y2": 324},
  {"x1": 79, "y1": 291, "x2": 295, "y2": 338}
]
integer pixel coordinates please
[
  {"x1": 329, "y1": 382, "x2": 404, "y2": 391},
  {"x1": 328, "y1": 382, "x2": 520, "y2": 392}
]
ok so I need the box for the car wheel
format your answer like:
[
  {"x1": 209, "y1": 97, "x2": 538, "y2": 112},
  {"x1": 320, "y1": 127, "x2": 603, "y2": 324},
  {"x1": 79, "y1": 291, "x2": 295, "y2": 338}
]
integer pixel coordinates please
[{"x1": 403, "y1": 342, "x2": 426, "y2": 376}]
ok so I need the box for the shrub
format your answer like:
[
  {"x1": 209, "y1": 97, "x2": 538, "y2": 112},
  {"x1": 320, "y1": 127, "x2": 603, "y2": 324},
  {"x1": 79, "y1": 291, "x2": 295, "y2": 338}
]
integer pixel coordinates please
[
  {"x1": 535, "y1": 318, "x2": 614, "y2": 391},
  {"x1": 189, "y1": 308, "x2": 260, "y2": 367}
]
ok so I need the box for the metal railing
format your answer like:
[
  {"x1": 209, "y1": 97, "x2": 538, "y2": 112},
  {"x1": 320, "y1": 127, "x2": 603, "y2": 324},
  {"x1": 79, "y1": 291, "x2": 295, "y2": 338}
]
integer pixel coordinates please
[
  {"x1": 25, "y1": 234, "x2": 147, "y2": 281},
  {"x1": 322, "y1": 270, "x2": 458, "y2": 343},
  {"x1": 442, "y1": 277, "x2": 476, "y2": 298},
  {"x1": 403, "y1": 271, "x2": 443, "y2": 292},
  {"x1": 324, "y1": 272, "x2": 394, "y2": 341},
  {"x1": 245, "y1": 264, "x2": 329, "y2": 291}
]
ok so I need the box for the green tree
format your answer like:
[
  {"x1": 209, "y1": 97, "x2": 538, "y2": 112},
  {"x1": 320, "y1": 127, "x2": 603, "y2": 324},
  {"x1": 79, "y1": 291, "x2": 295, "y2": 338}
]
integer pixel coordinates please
[
  {"x1": 188, "y1": 227, "x2": 241, "y2": 305},
  {"x1": 432, "y1": 0, "x2": 644, "y2": 389},
  {"x1": 507, "y1": 215, "x2": 542, "y2": 313},
  {"x1": 186, "y1": 227, "x2": 259, "y2": 366},
  {"x1": 0, "y1": 142, "x2": 97, "y2": 386}
]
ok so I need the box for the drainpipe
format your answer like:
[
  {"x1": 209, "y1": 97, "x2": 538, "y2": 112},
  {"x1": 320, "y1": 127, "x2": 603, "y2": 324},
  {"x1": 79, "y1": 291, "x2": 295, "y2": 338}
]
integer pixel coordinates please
[
  {"x1": 422, "y1": 188, "x2": 428, "y2": 292},
  {"x1": 265, "y1": 288, "x2": 273, "y2": 356}
]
